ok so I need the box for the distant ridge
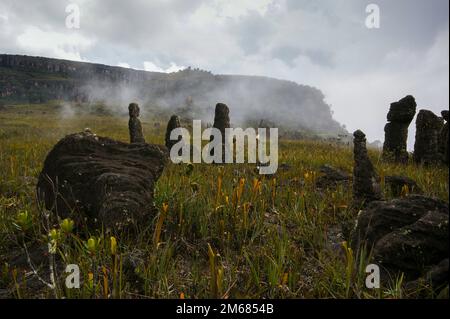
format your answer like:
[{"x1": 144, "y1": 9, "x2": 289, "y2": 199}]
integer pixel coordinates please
[{"x1": 0, "y1": 54, "x2": 346, "y2": 135}]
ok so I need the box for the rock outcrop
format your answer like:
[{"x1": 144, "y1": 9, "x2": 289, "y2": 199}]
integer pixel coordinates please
[
  {"x1": 37, "y1": 131, "x2": 167, "y2": 230},
  {"x1": 382, "y1": 96, "x2": 417, "y2": 163},
  {"x1": 316, "y1": 164, "x2": 350, "y2": 189},
  {"x1": 128, "y1": 103, "x2": 145, "y2": 144},
  {"x1": 165, "y1": 115, "x2": 182, "y2": 152},
  {"x1": 413, "y1": 110, "x2": 443, "y2": 165},
  {"x1": 384, "y1": 175, "x2": 422, "y2": 197},
  {"x1": 353, "y1": 130, "x2": 383, "y2": 206},
  {"x1": 211, "y1": 103, "x2": 230, "y2": 162},
  {"x1": 352, "y1": 195, "x2": 449, "y2": 290}
]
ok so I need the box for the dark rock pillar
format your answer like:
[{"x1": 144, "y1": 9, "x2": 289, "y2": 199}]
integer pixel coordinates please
[
  {"x1": 353, "y1": 130, "x2": 383, "y2": 206},
  {"x1": 413, "y1": 110, "x2": 443, "y2": 165},
  {"x1": 439, "y1": 110, "x2": 449, "y2": 165},
  {"x1": 382, "y1": 95, "x2": 417, "y2": 163},
  {"x1": 211, "y1": 103, "x2": 230, "y2": 162},
  {"x1": 128, "y1": 103, "x2": 145, "y2": 143},
  {"x1": 165, "y1": 115, "x2": 182, "y2": 151}
]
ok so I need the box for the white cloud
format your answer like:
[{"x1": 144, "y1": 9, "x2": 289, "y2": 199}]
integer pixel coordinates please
[
  {"x1": 143, "y1": 61, "x2": 185, "y2": 73},
  {"x1": 117, "y1": 62, "x2": 130, "y2": 68},
  {"x1": 16, "y1": 26, "x2": 94, "y2": 61}
]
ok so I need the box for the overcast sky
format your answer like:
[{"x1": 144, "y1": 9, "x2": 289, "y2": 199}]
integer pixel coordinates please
[{"x1": 1, "y1": 0, "x2": 448, "y2": 146}]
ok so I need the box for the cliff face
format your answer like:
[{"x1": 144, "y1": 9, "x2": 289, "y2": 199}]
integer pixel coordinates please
[{"x1": 0, "y1": 54, "x2": 345, "y2": 135}]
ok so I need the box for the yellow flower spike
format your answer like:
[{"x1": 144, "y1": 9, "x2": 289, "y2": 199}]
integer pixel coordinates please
[
  {"x1": 86, "y1": 237, "x2": 98, "y2": 254},
  {"x1": 110, "y1": 236, "x2": 117, "y2": 256},
  {"x1": 16, "y1": 211, "x2": 32, "y2": 232},
  {"x1": 216, "y1": 174, "x2": 223, "y2": 207},
  {"x1": 282, "y1": 272, "x2": 289, "y2": 286},
  {"x1": 88, "y1": 272, "x2": 94, "y2": 289},
  {"x1": 154, "y1": 203, "x2": 169, "y2": 247},
  {"x1": 180, "y1": 292, "x2": 185, "y2": 299},
  {"x1": 49, "y1": 228, "x2": 60, "y2": 241},
  {"x1": 102, "y1": 266, "x2": 109, "y2": 298},
  {"x1": 60, "y1": 218, "x2": 74, "y2": 234},
  {"x1": 400, "y1": 184, "x2": 410, "y2": 198}
]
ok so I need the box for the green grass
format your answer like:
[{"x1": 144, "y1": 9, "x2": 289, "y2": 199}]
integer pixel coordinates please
[{"x1": 0, "y1": 103, "x2": 448, "y2": 299}]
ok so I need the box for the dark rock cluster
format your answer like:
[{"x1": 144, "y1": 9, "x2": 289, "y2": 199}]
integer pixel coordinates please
[
  {"x1": 352, "y1": 195, "x2": 448, "y2": 291},
  {"x1": 37, "y1": 130, "x2": 167, "y2": 230},
  {"x1": 382, "y1": 95, "x2": 417, "y2": 163},
  {"x1": 413, "y1": 109, "x2": 443, "y2": 165}
]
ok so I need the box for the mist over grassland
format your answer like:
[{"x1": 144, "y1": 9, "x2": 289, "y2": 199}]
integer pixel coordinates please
[{"x1": 0, "y1": 55, "x2": 347, "y2": 138}]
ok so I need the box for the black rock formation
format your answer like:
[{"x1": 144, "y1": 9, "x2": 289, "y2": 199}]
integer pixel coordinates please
[
  {"x1": 382, "y1": 95, "x2": 417, "y2": 163},
  {"x1": 413, "y1": 109, "x2": 443, "y2": 165},
  {"x1": 352, "y1": 195, "x2": 449, "y2": 290},
  {"x1": 316, "y1": 164, "x2": 350, "y2": 189},
  {"x1": 128, "y1": 103, "x2": 145, "y2": 144},
  {"x1": 384, "y1": 175, "x2": 422, "y2": 197},
  {"x1": 439, "y1": 110, "x2": 449, "y2": 165},
  {"x1": 211, "y1": 103, "x2": 230, "y2": 162},
  {"x1": 37, "y1": 131, "x2": 167, "y2": 230},
  {"x1": 165, "y1": 115, "x2": 182, "y2": 152},
  {"x1": 353, "y1": 130, "x2": 383, "y2": 206}
]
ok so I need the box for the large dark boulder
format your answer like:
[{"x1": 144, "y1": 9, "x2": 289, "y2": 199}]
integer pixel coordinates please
[
  {"x1": 37, "y1": 130, "x2": 167, "y2": 230},
  {"x1": 413, "y1": 109, "x2": 443, "y2": 165},
  {"x1": 352, "y1": 195, "x2": 449, "y2": 286}
]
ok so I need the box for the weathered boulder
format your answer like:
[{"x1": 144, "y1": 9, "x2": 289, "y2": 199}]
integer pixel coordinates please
[
  {"x1": 353, "y1": 130, "x2": 383, "y2": 206},
  {"x1": 404, "y1": 258, "x2": 449, "y2": 295},
  {"x1": 165, "y1": 115, "x2": 182, "y2": 152},
  {"x1": 384, "y1": 175, "x2": 422, "y2": 197},
  {"x1": 37, "y1": 131, "x2": 167, "y2": 230},
  {"x1": 128, "y1": 103, "x2": 145, "y2": 144},
  {"x1": 382, "y1": 95, "x2": 417, "y2": 163},
  {"x1": 316, "y1": 164, "x2": 350, "y2": 189},
  {"x1": 352, "y1": 195, "x2": 449, "y2": 283},
  {"x1": 413, "y1": 109, "x2": 443, "y2": 165},
  {"x1": 439, "y1": 110, "x2": 449, "y2": 165}
]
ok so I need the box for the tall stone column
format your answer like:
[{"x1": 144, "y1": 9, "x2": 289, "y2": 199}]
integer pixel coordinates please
[
  {"x1": 413, "y1": 110, "x2": 444, "y2": 165},
  {"x1": 128, "y1": 103, "x2": 146, "y2": 144},
  {"x1": 165, "y1": 115, "x2": 182, "y2": 152},
  {"x1": 211, "y1": 103, "x2": 230, "y2": 162},
  {"x1": 382, "y1": 95, "x2": 417, "y2": 163},
  {"x1": 353, "y1": 130, "x2": 383, "y2": 206}
]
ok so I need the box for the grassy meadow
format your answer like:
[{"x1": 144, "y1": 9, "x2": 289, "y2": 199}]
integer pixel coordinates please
[{"x1": 0, "y1": 103, "x2": 448, "y2": 299}]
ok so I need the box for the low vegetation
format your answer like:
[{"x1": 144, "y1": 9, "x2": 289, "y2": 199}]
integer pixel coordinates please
[{"x1": 0, "y1": 103, "x2": 448, "y2": 299}]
